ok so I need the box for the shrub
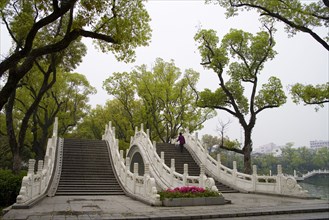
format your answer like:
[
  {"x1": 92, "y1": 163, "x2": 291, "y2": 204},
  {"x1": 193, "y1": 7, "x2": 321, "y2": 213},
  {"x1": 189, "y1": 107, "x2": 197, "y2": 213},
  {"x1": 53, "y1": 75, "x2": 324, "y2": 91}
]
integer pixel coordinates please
[
  {"x1": 0, "y1": 170, "x2": 26, "y2": 207},
  {"x1": 159, "y1": 186, "x2": 220, "y2": 201}
]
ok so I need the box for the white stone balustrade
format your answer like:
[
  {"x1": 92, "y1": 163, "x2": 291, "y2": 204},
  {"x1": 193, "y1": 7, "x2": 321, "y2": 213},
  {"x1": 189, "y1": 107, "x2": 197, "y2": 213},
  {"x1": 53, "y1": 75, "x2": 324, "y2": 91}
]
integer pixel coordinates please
[
  {"x1": 127, "y1": 124, "x2": 218, "y2": 192},
  {"x1": 15, "y1": 117, "x2": 59, "y2": 206},
  {"x1": 102, "y1": 122, "x2": 161, "y2": 206},
  {"x1": 184, "y1": 131, "x2": 309, "y2": 198}
]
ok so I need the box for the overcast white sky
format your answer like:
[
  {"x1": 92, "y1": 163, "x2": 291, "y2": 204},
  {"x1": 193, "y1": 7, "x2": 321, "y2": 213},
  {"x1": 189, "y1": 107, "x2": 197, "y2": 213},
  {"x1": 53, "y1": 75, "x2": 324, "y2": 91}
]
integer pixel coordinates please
[{"x1": 1, "y1": 0, "x2": 328, "y2": 148}]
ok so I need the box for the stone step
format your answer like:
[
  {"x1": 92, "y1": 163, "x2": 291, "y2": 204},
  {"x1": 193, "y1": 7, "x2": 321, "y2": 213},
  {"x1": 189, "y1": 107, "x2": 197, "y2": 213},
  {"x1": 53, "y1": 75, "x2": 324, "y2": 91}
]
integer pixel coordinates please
[{"x1": 56, "y1": 139, "x2": 124, "y2": 196}]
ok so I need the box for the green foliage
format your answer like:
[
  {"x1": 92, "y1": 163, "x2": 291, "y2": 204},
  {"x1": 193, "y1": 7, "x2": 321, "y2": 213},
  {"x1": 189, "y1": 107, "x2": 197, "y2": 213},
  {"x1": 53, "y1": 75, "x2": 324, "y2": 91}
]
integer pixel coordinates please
[
  {"x1": 207, "y1": 0, "x2": 329, "y2": 108},
  {"x1": 209, "y1": 0, "x2": 329, "y2": 50},
  {"x1": 290, "y1": 82, "x2": 329, "y2": 110},
  {"x1": 195, "y1": 28, "x2": 284, "y2": 116},
  {"x1": 0, "y1": 169, "x2": 26, "y2": 207},
  {"x1": 74, "y1": 99, "x2": 139, "y2": 151},
  {"x1": 195, "y1": 27, "x2": 285, "y2": 174},
  {"x1": 159, "y1": 186, "x2": 220, "y2": 201},
  {"x1": 103, "y1": 58, "x2": 216, "y2": 143}
]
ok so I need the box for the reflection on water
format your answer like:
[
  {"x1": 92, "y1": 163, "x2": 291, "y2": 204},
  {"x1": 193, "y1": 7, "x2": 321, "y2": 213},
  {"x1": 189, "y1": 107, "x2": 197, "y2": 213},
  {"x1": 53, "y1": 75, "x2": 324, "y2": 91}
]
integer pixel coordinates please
[{"x1": 298, "y1": 175, "x2": 329, "y2": 200}]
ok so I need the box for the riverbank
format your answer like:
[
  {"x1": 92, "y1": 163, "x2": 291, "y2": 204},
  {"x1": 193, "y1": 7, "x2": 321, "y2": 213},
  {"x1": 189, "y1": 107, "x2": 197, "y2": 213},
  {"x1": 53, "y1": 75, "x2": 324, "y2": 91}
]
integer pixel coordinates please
[{"x1": 3, "y1": 193, "x2": 329, "y2": 219}]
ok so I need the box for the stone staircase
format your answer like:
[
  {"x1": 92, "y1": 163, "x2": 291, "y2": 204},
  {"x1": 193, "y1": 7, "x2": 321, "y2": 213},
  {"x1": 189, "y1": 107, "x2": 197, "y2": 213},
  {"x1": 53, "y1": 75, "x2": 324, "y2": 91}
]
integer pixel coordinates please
[
  {"x1": 56, "y1": 139, "x2": 125, "y2": 195},
  {"x1": 156, "y1": 143, "x2": 238, "y2": 193}
]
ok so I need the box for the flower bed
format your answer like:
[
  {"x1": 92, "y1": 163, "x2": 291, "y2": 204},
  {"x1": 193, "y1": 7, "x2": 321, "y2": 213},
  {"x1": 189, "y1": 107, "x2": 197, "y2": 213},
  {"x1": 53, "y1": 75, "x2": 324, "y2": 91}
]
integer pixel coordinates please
[{"x1": 159, "y1": 186, "x2": 226, "y2": 206}]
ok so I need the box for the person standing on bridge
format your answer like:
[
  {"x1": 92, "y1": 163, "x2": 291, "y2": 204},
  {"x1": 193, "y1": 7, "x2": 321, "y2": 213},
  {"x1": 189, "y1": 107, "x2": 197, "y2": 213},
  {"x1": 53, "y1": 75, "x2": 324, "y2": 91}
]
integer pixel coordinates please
[{"x1": 177, "y1": 132, "x2": 185, "y2": 153}]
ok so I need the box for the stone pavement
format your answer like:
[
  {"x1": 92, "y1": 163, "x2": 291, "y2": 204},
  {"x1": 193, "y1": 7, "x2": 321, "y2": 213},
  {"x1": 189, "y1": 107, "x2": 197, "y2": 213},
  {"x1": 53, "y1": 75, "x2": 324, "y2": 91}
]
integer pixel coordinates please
[{"x1": 2, "y1": 193, "x2": 329, "y2": 220}]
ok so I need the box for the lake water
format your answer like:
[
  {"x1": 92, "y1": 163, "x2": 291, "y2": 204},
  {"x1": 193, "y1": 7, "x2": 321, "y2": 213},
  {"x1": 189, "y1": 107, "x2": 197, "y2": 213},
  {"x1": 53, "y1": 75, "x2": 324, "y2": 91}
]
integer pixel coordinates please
[{"x1": 298, "y1": 175, "x2": 329, "y2": 200}]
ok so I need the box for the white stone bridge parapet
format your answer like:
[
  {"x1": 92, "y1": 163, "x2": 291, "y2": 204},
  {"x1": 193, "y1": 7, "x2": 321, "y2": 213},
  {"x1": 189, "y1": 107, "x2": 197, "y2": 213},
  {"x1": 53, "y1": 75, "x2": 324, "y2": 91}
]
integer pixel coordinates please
[
  {"x1": 125, "y1": 124, "x2": 218, "y2": 193},
  {"x1": 184, "y1": 131, "x2": 310, "y2": 198},
  {"x1": 294, "y1": 169, "x2": 329, "y2": 181},
  {"x1": 102, "y1": 122, "x2": 161, "y2": 206},
  {"x1": 13, "y1": 118, "x2": 60, "y2": 208}
]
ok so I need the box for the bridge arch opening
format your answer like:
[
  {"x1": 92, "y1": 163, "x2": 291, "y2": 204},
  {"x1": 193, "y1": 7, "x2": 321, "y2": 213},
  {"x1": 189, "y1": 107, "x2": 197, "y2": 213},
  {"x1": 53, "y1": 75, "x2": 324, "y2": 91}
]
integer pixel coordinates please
[{"x1": 127, "y1": 145, "x2": 145, "y2": 176}]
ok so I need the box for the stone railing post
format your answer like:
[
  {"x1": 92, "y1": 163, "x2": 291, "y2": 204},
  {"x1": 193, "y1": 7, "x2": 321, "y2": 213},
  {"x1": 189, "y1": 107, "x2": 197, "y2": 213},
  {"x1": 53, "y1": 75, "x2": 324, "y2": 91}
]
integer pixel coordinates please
[
  {"x1": 217, "y1": 154, "x2": 221, "y2": 178},
  {"x1": 133, "y1": 163, "x2": 138, "y2": 193},
  {"x1": 144, "y1": 163, "x2": 150, "y2": 195},
  {"x1": 276, "y1": 164, "x2": 283, "y2": 193},
  {"x1": 232, "y1": 161, "x2": 237, "y2": 185},
  {"x1": 160, "y1": 152, "x2": 165, "y2": 175},
  {"x1": 52, "y1": 117, "x2": 58, "y2": 137},
  {"x1": 203, "y1": 141, "x2": 207, "y2": 166},
  {"x1": 28, "y1": 159, "x2": 35, "y2": 199},
  {"x1": 199, "y1": 164, "x2": 205, "y2": 188},
  {"x1": 125, "y1": 157, "x2": 130, "y2": 184},
  {"x1": 37, "y1": 160, "x2": 43, "y2": 194},
  {"x1": 183, "y1": 164, "x2": 188, "y2": 185},
  {"x1": 252, "y1": 165, "x2": 257, "y2": 191},
  {"x1": 170, "y1": 159, "x2": 175, "y2": 185}
]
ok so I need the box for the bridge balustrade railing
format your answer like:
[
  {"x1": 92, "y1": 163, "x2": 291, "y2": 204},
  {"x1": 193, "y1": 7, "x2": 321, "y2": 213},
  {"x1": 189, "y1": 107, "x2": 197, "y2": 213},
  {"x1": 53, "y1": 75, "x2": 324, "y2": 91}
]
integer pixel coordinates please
[
  {"x1": 294, "y1": 169, "x2": 329, "y2": 180},
  {"x1": 14, "y1": 118, "x2": 60, "y2": 207},
  {"x1": 184, "y1": 131, "x2": 309, "y2": 198},
  {"x1": 102, "y1": 122, "x2": 161, "y2": 206},
  {"x1": 129, "y1": 124, "x2": 218, "y2": 192}
]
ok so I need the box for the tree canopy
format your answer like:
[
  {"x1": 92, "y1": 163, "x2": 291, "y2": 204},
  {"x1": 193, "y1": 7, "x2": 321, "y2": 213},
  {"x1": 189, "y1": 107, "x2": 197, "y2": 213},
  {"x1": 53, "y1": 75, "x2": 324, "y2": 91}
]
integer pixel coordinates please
[
  {"x1": 207, "y1": 0, "x2": 329, "y2": 108},
  {"x1": 210, "y1": 0, "x2": 329, "y2": 50},
  {"x1": 0, "y1": 0, "x2": 151, "y2": 110},
  {"x1": 103, "y1": 58, "x2": 216, "y2": 143},
  {"x1": 195, "y1": 28, "x2": 287, "y2": 174}
]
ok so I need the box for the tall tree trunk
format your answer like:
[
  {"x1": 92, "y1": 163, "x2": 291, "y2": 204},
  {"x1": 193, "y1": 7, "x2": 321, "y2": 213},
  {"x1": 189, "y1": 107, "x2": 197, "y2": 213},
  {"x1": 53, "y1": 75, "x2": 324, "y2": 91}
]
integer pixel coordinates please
[
  {"x1": 5, "y1": 90, "x2": 21, "y2": 173},
  {"x1": 243, "y1": 129, "x2": 253, "y2": 174}
]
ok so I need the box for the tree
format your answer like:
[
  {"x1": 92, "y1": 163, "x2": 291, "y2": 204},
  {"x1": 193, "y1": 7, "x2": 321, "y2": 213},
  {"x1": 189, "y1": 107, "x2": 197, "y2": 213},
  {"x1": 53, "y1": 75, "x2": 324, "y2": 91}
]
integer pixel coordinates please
[
  {"x1": 2, "y1": 68, "x2": 95, "y2": 172},
  {"x1": 0, "y1": 0, "x2": 151, "y2": 111},
  {"x1": 103, "y1": 58, "x2": 216, "y2": 143},
  {"x1": 209, "y1": 0, "x2": 329, "y2": 107},
  {"x1": 73, "y1": 99, "x2": 143, "y2": 151},
  {"x1": 195, "y1": 28, "x2": 287, "y2": 174},
  {"x1": 290, "y1": 82, "x2": 329, "y2": 111},
  {"x1": 211, "y1": 0, "x2": 329, "y2": 50},
  {"x1": 202, "y1": 134, "x2": 221, "y2": 153}
]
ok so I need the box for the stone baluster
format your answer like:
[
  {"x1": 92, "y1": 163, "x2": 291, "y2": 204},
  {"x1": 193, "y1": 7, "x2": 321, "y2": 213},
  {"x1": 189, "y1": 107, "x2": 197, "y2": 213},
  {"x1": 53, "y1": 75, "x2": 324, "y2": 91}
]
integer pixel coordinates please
[
  {"x1": 232, "y1": 161, "x2": 237, "y2": 185},
  {"x1": 146, "y1": 129, "x2": 149, "y2": 139},
  {"x1": 140, "y1": 123, "x2": 144, "y2": 132},
  {"x1": 28, "y1": 159, "x2": 35, "y2": 199},
  {"x1": 276, "y1": 164, "x2": 282, "y2": 193},
  {"x1": 203, "y1": 141, "x2": 207, "y2": 166},
  {"x1": 199, "y1": 164, "x2": 205, "y2": 188},
  {"x1": 170, "y1": 159, "x2": 175, "y2": 185},
  {"x1": 252, "y1": 165, "x2": 257, "y2": 191},
  {"x1": 144, "y1": 163, "x2": 150, "y2": 195},
  {"x1": 217, "y1": 154, "x2": 221, "y2": 178},
  {"x1": 120, "y1": 150, "x2": 124, "y2": 163},
  {"x1": 37, "y1": 160, "x2": 43, "y2": 194},
  {"x1": 160, "y1": 152, "x2": 165, "y2": 176},
  {"x1": 133, "y1": 163, "x2": 138, "y2": 193},
  {"x1": 52, "y1": 117, "x2": 58, "y2": 137},
  {"x1": 125, "y1": 157, "x2": 130, "y2": 184},
  {"x1": 183, "y1": 164, "x2": 188, "y2": 186}
]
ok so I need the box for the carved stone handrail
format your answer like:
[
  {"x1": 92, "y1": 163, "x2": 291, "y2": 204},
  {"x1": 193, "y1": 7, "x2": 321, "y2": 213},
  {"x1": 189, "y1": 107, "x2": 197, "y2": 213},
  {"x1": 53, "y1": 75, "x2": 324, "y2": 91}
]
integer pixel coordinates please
[
  {"x1": 127, "y1": 124, "x2": 218, "y2": 192},
  {"x1": 102, "y1": 122, "x2": 161, "y2": 206},
  {"x1": 14, "y1": 117, "x2": 60, "y2": 208},
  {"x1": 184, "y1": 131, "x2": 310, "y2": 197}
]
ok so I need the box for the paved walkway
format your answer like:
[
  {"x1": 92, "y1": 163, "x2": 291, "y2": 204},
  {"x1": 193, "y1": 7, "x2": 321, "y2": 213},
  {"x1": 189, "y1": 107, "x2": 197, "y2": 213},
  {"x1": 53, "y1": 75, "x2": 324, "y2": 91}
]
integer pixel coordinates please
[{"x1": 3, "y1": 193, "x2": 329, "y2": 220}]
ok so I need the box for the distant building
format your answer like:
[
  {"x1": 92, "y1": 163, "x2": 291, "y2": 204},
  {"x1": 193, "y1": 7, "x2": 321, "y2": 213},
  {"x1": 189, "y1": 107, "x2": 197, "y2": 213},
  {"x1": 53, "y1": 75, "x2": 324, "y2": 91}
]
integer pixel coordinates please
[
  {"x1": 310, "y1": 140, "x2": 329, "y2": 149},
  {"x1": 253, "y1": 143, "x2": 282, "y2": 157}
]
